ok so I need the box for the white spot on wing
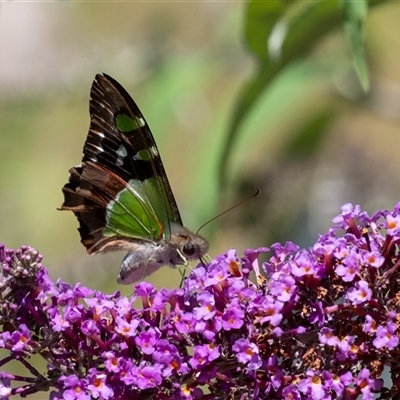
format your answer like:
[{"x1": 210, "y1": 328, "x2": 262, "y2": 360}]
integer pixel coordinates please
[
  {"x1": 117, "y1": 145, "x2": 127, "y2": 158},
  {"x1": 116, "y1": 158, "x2": 123, "y2": 167},
  {"x1": 138, "y1": 117, "x2": 145, "y2": 127},
  {"x1": 149, "y1": 146, "x2": 158, "y2": 157}
]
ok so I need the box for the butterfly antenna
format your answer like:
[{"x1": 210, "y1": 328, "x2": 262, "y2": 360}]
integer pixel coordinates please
[{"x1": 196, "y1": 187, "x2": 261, "y2": 235}]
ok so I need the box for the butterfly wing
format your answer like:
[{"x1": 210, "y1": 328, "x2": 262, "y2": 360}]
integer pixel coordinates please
[{"x1": 61, "y1": 73, "x2": 182, "y2": 254}]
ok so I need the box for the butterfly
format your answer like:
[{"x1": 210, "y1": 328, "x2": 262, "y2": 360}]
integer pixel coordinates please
[{"x1": 60, "y1": 73, "x2": 209, "y2": 284}]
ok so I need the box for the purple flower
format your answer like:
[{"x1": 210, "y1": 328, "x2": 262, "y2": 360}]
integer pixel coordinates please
[
  {"x1": 84, "y1": 297, "x2": 115, "y2": 316},
  {"x1": 362, "y1": 250, "x2": 384, "y2": 268},
  {"x1": 87, "y1": 369, "x2": 114, "y2": 399},
  {"x1": 0, "y1": 376, "x2": 11, "y2": 398},
  {"x1": 257, "y1": 295, "x2": 283, "y2": 326},
  {"x1": 103, "y1": 351, "x2": 122, "y2": 373},
  {"x1": 355, "y1": 369, "x2": 383, "y2": 399},
  {"x1": 60, "y1": 375, "x2": 90, "y2": 400},
  {"x1": 386, "y1": 214, "x2": 400, "y2": 236},
  {"x1": 333, "y1": 203, "x2": 361, "y2": 224},
  {"x1": 291, "y1": 250, "x2": 318, "y2": 277},
  {"x1": 242, "y1": 247, "x2": 269, "y2": 278},
  {"x1": 269, "y1": 275, "x2": 296, "y2": 302},
  {"x1": 373, "y1": 322, "x2": 399, "y2": 350},
  {"x1": 298, "y1": 370, "x2": 326, "y2": 400},
  {"x1": 232, "y1": 338, "x2": 262, "y2": 370},
  {"x1": 152, "y1": 339, "x2": 177, "y2": 365},
  {"x1": 10, "y1": 324, "x2": 31, "y2": 353},
  {"x1": 221, "y1": 302, "x2": 244, "y2": 330},
  {"x1": 174, "y1": 311, "x2": 196, "y2": 334},
  {"x1": 2, "y1": 200, "x2": 400, "y2": 398},
  {"x1": 136, "y1": 365, "x2": 162, "y2": 389},
  {"x1": 135, "y1": 327, "x2": 161, "y2": 355},
  {"x1": 347, "y1": 280, "x2": 372, "y2": 304},
  {"x1": 281, "y1": 384, "x2": 301, "y2": 399},
  {"x1": 115, "y1": 316, "x2": 140, "y2": 337},
  {"x1": 318, "y1": 327, "x2": 338, "y2": 347},
  {"x1": 322, "y1": 370, "x2": 353, "y2": 396},
  {"x1": 193, "y1": 291, "x2": 215, "y2": 320},
  {"x1": 335, "y1": 251, "x2": 361, "y2": 281},
  {"x1": 0, "y1": 332, "x2": 11, "y2": 349},
  {"x1": 363, "y1": 314, "x2": 377, "y2": 334},
  {"x1": 189, "y1": 343, "x2": 220, "y2": 369},
  {"x1": 119, "y1": 359, "x2": 136, "y2": 386}
]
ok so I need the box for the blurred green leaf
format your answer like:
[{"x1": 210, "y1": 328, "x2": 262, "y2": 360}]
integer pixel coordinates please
[
  {"x1": 283, "y1": 109, "x2": 336, "y2": 159},
  {"x1": 244, "y1": 0, "x2": 288, "y2": 62},
  {"x1": 219, "y1": 0, "x2": 388, "y2": 188},
  {"x1": 340, "y1": 0, "x2": 369, "y2": 92}
]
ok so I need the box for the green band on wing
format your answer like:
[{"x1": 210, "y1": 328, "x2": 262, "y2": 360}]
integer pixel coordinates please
[
  {"x1": 135, "y1": 149, "x2": 151, "y2": 161},
  {"x1": 116, "y1": 114, "x2": 144, "y2": 132},
  {"x1": 104, "y1": 179, "x2": 163, "y2": 240}
]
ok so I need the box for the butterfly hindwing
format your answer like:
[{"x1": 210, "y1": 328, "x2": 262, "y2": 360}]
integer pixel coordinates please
[{"x1": 61, "y1": 73, "x2": 182, "y2": 253}]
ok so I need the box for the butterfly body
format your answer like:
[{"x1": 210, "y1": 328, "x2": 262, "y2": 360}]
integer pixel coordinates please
[
  {"x1": 60, "y1": 74, "x2": 208, "y2": 284},
  {"x1": 118, "y1": 223, "x2": 208, "y2": 284}
]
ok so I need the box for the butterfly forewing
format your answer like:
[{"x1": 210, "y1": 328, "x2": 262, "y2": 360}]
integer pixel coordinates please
[{"x1": 90, "y1": 74, "x2": 182, "y2": 229}]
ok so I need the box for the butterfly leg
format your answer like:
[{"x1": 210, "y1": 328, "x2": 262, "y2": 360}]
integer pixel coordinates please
[{"x1": 175, "y1": 249, "x2": 192, "y2": 288}]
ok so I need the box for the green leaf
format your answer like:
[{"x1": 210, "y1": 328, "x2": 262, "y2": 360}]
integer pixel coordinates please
[
  {"x1": 244, "y1": 0, "x2": 287, "y2": 63},
  {"x1": 340, "y1": 0, "x2": 370, "y2": 92},
  {"x1": 219, "y1": 0, "x2": 342, "y2": 187},
  {"x1": 219, "y1": 0, "x2": 389, "y2": 188},
  {"x1": 283, "y1": 109, "x2": 336, "y2": 159}
]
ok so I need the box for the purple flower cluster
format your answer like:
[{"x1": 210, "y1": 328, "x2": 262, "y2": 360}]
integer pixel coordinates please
[{"x1": 1, "y1": 202, "x2": 400, "y2": 398}]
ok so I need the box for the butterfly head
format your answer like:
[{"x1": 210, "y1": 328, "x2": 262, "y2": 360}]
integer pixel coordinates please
[{"x1": 170, "y1": 223, "x2": 209, "y2": 262}]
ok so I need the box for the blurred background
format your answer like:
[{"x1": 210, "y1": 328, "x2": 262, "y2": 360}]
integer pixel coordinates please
[
  {"x1": 1, "y1": 1, "x2": 400, "y2": 292},
  {"x1": 1, "y1": 1, "x2": 400, "y2": 398}
]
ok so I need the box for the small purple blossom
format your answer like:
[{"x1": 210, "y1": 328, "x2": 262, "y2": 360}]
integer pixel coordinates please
[
  {"x1": 362, "y1": 250, "x2": 385, "y2": 268},
  {"x1": 335, "y1": 251, "x2": 361, "y2": 281},
  {"x1": 347, "y1": 280, "x2": 372, "y2": 304},
  {"x1": 114, "y1": 315, "x2": 140, "y2": 337},
  {"x1": 60, "y1": 375, "x2": 90, "y2": 400},
  {"x1": 373, "y1": 321, "x2": 399, "y2": 350},
  {"x1": 136, "y1": 365, "x2": 163, "y2": 389},
  {"x1": 269, "y1": 275, "x2": 297, "y2": 302},
  {"x1": 189, "y1": 343, "x2": 220, "y2": 369},
  {"x1": 9, "y1": 324, "x2": 31, "y2": 354},
  {"x1": 103, "y1": 352, "x2": 121, "y2": 373},
  {"x1": 386, "y1": 214, "x2": 400, "y2": 236},
  {"x1": 221, "y1": 302, "x2": 244, "y2": 330},
  {"x1": 256, "y1": 295, "x2": 283, "y2": 326},
  {"x1": 355, "y1": 368, "x2": 383, "y2": 399},
  {"x1": 134, "y1": 327, "x2": 161, "y2": 354},
  {"x1": 291, "y1": 250, "x2": 318, "y2": 277},
  {"x1": 318, "y1": 327, "x2": 338, "y2": 347},
  {"x1": 298, "y1": 370, "x2": 326, "y2": 400},
  {"x1": 193, "y1": 291, "x2": 216, "y2": 320},
  {"x1": 87, "y1": 369, "x2": 114, "y2": 399},
  {"x1": 333, "y1": 203, "x2": 361, "y2": 224},
  {"x1": 232, "y1": 338, "x2": 262, "y2": 370}
]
